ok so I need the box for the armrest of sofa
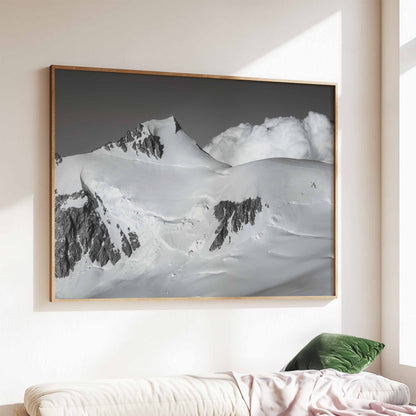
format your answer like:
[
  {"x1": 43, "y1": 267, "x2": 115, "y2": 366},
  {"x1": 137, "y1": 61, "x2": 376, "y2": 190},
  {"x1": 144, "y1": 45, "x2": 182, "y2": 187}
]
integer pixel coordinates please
[{"x1": 14, "y1": 406, "x2": 28, "y2": 416}]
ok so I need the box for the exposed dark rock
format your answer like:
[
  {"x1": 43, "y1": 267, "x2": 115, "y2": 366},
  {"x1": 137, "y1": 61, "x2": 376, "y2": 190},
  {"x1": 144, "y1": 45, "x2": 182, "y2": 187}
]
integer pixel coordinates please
[
  {"x1": 55, "y1": 153, "x2": 62, "y2": 166},
  {"x1": 95, "y1": 193, "x2": 107, "y2": 214},
  {"x1": 173, "y1": 116, "x2": 182, "y2": 133},
  {"x1": 103, "y1": 142, "x2": 114, "y2": 151},
  {"x1": 210, "y1": 197, "x2": 262, "y2": 251},
  {"x1": 54, "y1": 184, "x2": 141, "y2": 278},
  {"x1": 120, "y1": 230, "x2": 141, "y2": 257},
  {"x1": 95, "y1": 193, "x2": 103, "y2": 204},
  {"x1": 126, "y1": 129, "x2": 134, "y2": 141},
  {"x1": 135, "y1": 124, "x2": 144, "y2": 137},
  {"x1": 116, "y1": 138, "x2": 127, "y2": 152},
  {"x1": 91, "y1": 123, "x2": 163, "y2": 159},
  {"x1": 133, "y1": 134, "x2": 164, "y2": 159},
  {"x1": 92, "y1": 141, "x2": 111, "y2": 152},
  {"x1": 120, "y1": 231, "x2": 132, "y2": 257},
  {"x1": 128, "y1": 231, "x2": 140, "y2": 250},
  {"x1": 110, "y1": 129, "x2": 135, "y2": 153}
]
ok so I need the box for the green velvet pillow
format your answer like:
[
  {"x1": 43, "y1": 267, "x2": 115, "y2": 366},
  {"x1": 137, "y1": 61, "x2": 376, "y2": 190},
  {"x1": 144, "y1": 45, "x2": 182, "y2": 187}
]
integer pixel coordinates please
[{"x1": 285, "y1": 333, "x2": 385, "y2": 374}]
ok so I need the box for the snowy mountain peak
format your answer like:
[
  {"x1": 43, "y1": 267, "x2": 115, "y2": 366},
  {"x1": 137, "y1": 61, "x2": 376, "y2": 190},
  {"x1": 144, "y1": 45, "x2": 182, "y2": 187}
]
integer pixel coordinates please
[
  {"x1": 131, "y1": 116, "x2": 229, "y2": 169},
  {"x1": 92, "y1": 115, "x2": 182, "y2": 159},
  {"x1": 56, "y1": 116, "x2": 229, "y2": 196},
  {"x1": 91, "y1": 120, "x2": 164, "y2": 161},
  {"x1": 142, "y1": 115, "x2": 182, "y2": 136}
]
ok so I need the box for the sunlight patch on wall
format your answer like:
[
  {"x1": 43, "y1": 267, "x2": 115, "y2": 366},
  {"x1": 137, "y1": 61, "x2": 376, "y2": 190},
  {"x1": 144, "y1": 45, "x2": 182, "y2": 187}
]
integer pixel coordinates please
[{"x1": 232, "y1": 11, "x2": 341, "y2": 86}]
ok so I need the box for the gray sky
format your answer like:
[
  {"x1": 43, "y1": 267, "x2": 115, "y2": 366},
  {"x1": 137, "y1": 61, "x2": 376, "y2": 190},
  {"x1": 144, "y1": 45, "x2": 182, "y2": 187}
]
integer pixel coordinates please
[{"x1": 55, "y1": 69, "x2": 335, "y2": 157}]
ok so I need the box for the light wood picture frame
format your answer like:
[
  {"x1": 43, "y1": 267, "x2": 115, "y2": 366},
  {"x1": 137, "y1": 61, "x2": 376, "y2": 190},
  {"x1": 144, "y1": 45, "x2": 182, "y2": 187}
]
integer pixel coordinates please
[{"x1": 50, "y1": 65, "x2": 337, "y2": 301}]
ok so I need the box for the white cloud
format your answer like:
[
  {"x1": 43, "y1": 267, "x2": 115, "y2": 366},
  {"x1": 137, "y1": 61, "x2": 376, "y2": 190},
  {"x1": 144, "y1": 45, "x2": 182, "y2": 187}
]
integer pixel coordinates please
[{"x1": 204, "y1": 111, "x2": 334, "y2": 166}]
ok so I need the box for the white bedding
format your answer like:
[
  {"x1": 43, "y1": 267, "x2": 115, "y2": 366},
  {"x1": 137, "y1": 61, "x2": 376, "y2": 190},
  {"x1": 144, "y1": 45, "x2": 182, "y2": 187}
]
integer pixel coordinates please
[
  {"x1": 24, "y1": 370, "x2": 413, "y2": 416},
  {"x1": 230, "y1": 369, "x2": 414, "y2": 416}
]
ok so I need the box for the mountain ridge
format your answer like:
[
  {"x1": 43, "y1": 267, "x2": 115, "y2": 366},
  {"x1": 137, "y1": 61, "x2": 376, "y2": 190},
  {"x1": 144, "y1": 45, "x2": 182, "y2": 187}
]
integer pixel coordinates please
[{"x1": 54, "y1": 115, "x2": 334, "y2": 298}]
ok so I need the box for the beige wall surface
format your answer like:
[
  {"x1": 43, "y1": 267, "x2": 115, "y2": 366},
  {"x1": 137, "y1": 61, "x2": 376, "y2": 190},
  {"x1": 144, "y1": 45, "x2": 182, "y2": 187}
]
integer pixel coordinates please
[
  {"x1": 381, "y1": 0, "x2": 416, "y2": 402},
  {"x1": 0, "y1": 0, "x2": 381, "y2": 414}
]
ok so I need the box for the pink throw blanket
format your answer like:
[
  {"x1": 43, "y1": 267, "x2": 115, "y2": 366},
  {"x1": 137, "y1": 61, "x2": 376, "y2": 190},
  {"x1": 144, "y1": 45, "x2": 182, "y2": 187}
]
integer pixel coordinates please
[{"x1": 229, "y1": 369, "x2": 416, "y2": 416}]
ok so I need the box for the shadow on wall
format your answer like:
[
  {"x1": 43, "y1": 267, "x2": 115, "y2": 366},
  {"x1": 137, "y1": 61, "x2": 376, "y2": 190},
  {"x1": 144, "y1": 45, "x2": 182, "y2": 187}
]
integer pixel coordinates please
[
  {"x1": 31, "y1": 0, "x2": 345, "y2": 313},
  {"x1": 400, "y1": 37, "x2": 416, "y2": 74}
]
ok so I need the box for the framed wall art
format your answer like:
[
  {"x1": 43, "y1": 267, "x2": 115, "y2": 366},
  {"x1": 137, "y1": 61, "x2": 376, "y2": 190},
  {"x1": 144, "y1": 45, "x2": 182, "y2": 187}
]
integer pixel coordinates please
[{"x1": 50, "y1": 65, "x2": 337, "y2": 301}]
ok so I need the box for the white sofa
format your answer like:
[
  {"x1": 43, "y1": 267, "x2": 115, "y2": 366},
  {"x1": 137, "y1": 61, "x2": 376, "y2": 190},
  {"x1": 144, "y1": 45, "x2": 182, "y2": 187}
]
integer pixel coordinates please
[
  {"x1": 18, "y1": 374, "x2": 248, "y2": 416},
  {"x1": 15, "y1": 371, "x2": 411, "y2": 416}
]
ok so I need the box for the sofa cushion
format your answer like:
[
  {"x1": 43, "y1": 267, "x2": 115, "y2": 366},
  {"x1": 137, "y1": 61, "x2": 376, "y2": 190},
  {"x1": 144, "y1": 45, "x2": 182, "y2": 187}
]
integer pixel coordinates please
[
  {"x1": 285, "y1": 333, "x2": 385, "y2": 373},
  {"x1": 24, "y1": 374, "x2": 249, "y2": 416}
]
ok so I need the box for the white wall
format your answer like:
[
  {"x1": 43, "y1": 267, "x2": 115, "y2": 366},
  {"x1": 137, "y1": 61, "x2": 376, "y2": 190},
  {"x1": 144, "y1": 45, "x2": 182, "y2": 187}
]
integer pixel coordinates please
[
  {"x1": 0, "y1": 1, "x2": 381, "y2": 414},
  {"x1": 398, "y1": 0, "x2": 416, "y2": 371},
  {"x1": 381, "y1": 0, "x2": 416, "y2": 401}
]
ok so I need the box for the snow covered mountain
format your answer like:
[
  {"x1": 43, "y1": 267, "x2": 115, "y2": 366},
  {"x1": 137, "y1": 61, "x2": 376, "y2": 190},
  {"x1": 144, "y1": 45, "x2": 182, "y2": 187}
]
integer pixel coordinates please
[
  {"x1": 54, "y1": 115, "x2": 334, "y2": 299},
  {"x1": 204, "y1": 111, "x2": 334, "y2": 166}
]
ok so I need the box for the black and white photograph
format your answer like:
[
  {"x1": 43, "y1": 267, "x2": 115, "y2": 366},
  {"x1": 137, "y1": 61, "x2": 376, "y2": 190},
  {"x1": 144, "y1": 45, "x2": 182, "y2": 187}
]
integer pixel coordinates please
[{"x1": 51, "y1": 67, "x2": 336, "y2": 300}]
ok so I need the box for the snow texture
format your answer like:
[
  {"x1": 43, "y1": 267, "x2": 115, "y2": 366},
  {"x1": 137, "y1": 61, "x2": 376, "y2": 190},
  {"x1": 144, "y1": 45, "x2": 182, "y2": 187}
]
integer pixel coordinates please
[
  {"x1": 204, "y1": 111, "x2": 334, "y2": 166},
  {"x1": 54, "y1": 115, "x2": 334, "y2": 299}
]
